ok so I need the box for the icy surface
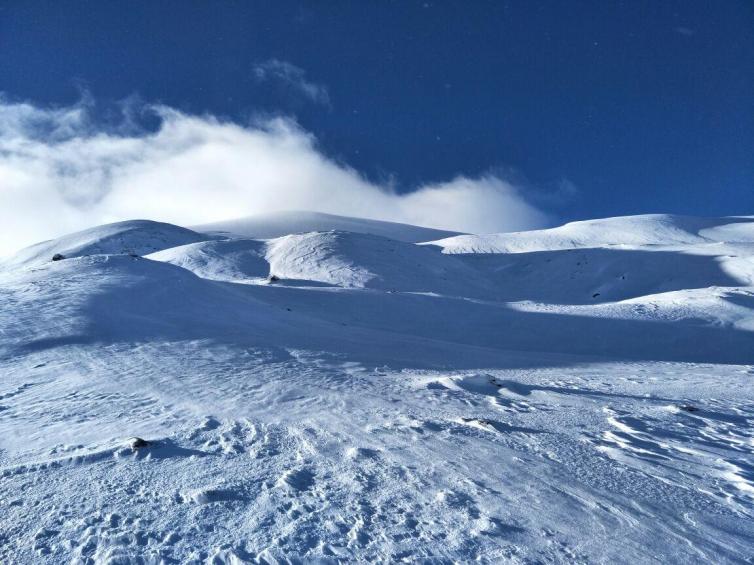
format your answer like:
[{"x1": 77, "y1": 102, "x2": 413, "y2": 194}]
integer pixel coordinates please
[{"x1": 1, "y1": 213, "x2": 753, "y2": 563}]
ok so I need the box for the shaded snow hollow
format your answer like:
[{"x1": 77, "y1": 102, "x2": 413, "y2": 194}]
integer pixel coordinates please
[{"x1": 1, "y1": 211, "x2": 753, "y2": 563}]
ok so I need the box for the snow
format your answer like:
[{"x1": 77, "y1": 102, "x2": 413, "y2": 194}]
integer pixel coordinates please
[
  {"x1": 149, "y1": 239, "x2": 270, "y2": 284},
  {"x1": 194, "y1": 210, "x2": 461, "y2": 243},
  {"x1": 429, "y1": 214, "x2": 754, "y2": 253},
  {"x1": 3, "y1": 220, "x2": 209, "y2": 268},
  {"x1": 1, "y1": 212, "x2": 753, "y2": 563}
]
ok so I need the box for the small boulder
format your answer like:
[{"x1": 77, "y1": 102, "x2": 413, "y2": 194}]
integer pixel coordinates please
[
  {"x1": 51, "y1": 253, "x2": 65, "y2": 262},
  {"x1": 268, "y1": 274, "x2": 280, "y2": 283},
  {"x1": 128, "y1": 437, "x2": 149, "y2": 450}
]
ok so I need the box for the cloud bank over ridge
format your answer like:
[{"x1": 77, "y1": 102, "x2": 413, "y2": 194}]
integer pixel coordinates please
[{"x1": 0, "y1": 97, "x2": 549, "y2": 255}]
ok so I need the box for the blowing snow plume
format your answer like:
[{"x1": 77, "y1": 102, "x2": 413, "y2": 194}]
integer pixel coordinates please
[{"x1": 0, "y1": 97, "x2": 549, "y2": 255}]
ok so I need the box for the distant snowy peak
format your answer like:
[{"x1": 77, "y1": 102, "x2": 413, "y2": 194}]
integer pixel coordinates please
[
  {"x1": 5, "y1": 220, "x2": 209, "y2": 267},
  {"x1": 428, "y1": 214, "x2": 754, "y2": 254},
  {"x1": 193, "y1": 210, "x2": 461, "y2": 243}
]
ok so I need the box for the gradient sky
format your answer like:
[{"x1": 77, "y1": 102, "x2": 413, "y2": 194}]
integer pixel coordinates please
[{"x1": 1, "y1": 0, "x2": 752, "y2": 223}]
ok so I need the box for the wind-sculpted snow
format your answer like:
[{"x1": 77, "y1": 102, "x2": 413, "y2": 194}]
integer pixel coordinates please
[
  {"x1": 148, "y1": 239, "x2": 270, "y2": 283},
  {"x1": 265, "y1": 230, "x2": 491, "y2": 295},
  {"x1": 1, "y1": 212, "x2": 753, "y2": 563}
]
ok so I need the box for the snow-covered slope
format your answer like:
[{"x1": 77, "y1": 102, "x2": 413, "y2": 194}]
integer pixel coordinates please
[
  {"x1": 459, "y1": 244, "x2": 752, "y2": 304},
  {"x1": 194, "y1": 210, "x2": 460, "y2": 243},
  {"x1": 1, "y1": 212, "x2": 753, "y2": 564},
  {"x1": 148, "y1": 239, "x2": 270, "y2": 283},
  {"x1": 264, "y1": 231, "x2": 491, "y2": 295},
  {"x1": 3, "y1": 219, "x2": 209, "y2": 267},
  {"x1": 150, "y1": 229, "x2": 492, "y2": 295},
  {"x1": 429, "y1": 214, "x2": 754, "y2": 253}
]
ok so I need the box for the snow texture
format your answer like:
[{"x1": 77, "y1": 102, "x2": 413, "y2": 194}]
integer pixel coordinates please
[{"x1": 1, "y1": 211, "x2": 753, "y2": 563}]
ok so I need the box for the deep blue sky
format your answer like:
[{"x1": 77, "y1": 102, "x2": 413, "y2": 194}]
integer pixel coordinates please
[{"x1": 1, "y1": 1, "x2": 752, "y2": 222}]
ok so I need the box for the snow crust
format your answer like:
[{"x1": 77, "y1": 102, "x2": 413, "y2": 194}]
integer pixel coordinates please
[{"x1": 1, "y1": 212, "x2": 753, "y2": 563}]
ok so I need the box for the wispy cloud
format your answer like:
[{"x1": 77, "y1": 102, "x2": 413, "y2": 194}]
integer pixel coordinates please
[
  {"x1": 0, "y1": 97, "x2": 549, "y2": 256},
  {"x1": 674, "y1": 27, "x2": 695, "y2": 37},
  {"x1": 253, "y1": 59, "x2": 330, "y2": 107}
]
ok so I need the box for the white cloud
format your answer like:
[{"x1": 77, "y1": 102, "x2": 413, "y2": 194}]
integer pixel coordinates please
[
  {"x1": 253, "y1": 59, "x2": 330, "y2": 107},
  {"x1": 0, "y1": 98, "x2": 549, "y2": 256}
]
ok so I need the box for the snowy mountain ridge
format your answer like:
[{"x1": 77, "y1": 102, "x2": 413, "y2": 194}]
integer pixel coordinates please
[
  {"x1": 193, "y1": 210, "x2": 461, "y2": 243},
  {"x1": 429, "y1": 213, "x2": 754, "y2": 253}
]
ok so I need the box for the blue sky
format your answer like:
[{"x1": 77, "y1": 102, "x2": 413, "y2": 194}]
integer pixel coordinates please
[{"x1": 0, "y1": 1, "x2": 752, "y2": 245}]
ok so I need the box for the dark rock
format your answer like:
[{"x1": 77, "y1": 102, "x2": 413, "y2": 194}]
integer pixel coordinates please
[
  {"x1": 678, "y1": 405, "x2": 699, "y2": 413},
  {"x1": 51, "y1": 253, "x2": 65, "y2": 261},
  {"x1": 128, "y1": 437, "x2": 149, "y2": 450},
  {"x1": 268, "y1": 274, "x2": 280, "y2": 283}
]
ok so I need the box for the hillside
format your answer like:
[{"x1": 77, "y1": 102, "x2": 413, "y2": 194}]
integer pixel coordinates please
[
  {"x1": 429, "y1": 214, "x2": 754, "y2": 253},
  {"x1": 1, "y1": 212, "x2": 753, "y2": 563},
  {"x1": 194, "y1": 210, "x2": 460, "y2": 243}
]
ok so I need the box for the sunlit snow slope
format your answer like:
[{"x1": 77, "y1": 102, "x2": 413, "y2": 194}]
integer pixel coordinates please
[
  {"x1": 1, "y1": 212, "x2": 753, "y2": 564},
  {"x1": 194, "y1": 210, "x2": 460, "y2": 242}
]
